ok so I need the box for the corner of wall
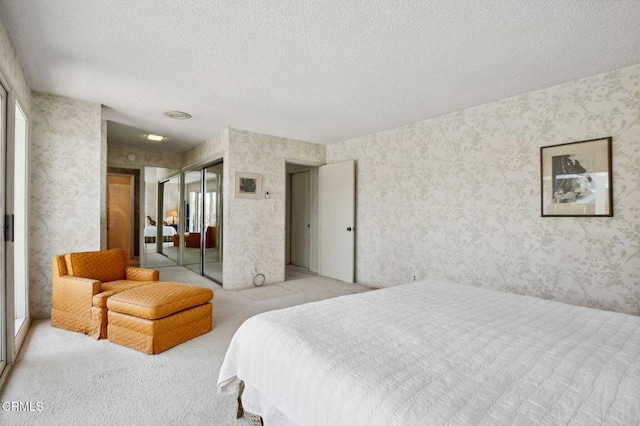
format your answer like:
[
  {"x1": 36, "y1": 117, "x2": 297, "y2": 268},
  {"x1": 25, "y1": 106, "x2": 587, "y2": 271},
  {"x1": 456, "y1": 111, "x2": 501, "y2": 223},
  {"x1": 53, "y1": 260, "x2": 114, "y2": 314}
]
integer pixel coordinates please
[{"x1": 223, "y1": 128, "x2": 325, "y2": 289}]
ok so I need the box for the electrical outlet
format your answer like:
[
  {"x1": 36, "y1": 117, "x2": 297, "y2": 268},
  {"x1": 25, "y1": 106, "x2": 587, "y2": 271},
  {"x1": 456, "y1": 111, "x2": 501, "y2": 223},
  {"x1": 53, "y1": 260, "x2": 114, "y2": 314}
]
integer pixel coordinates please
[
  {"x1": 254, "y1": 267, "x2": 258, "y2": 273},
  {"x1": 412, "y1": 275, "x2": 417, "y2": 282}
]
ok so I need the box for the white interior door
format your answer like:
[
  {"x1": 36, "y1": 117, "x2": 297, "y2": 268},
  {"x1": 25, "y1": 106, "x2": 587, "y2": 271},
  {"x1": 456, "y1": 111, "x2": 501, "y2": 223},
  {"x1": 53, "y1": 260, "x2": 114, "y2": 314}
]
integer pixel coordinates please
[
  {"x1": 319, "y1": 160, "x2": 355, "y2": 283},
  {"x1": 290, "y1": 171, "x2": 310, "y2": 268}
]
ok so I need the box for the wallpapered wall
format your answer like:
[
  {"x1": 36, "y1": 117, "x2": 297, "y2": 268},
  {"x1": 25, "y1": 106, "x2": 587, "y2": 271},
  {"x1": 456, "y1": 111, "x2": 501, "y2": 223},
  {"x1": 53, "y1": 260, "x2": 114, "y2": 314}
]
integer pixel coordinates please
[
  {"x1": 30, "y1": 93, "x2": 103, "y2": 318},
  {"x1": 224, "y1": 128, "x2": 326, "y2": 289},
  {"x1": 108, "y1": 145, "x2": 182, "y2": 169},
  {"x1": 181, "y1": 134, "x2": 225, "y2": 168},
  {"x1": 327, "y1": 64, "x2": 640, "y2": 315}
]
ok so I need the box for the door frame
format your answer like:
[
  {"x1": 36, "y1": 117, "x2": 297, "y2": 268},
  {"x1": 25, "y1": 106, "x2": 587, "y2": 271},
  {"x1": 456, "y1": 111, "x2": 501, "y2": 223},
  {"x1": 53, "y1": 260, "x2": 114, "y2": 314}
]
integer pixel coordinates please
[
  {"x1": 283, "y1": 159, "x2": 322, "y2": 279},
  {"x1": 0, "y1": 74, "x2": 32, "y2": 387},
  {"x1": 107, "y1": 172, "x2": 136, "y2": 258},
  {"x1": 289, "y1": 170, "x2": 311, "y2": 269},
  {"x1": 8, "y1": 99, "x2": 30, "y2": 354}
]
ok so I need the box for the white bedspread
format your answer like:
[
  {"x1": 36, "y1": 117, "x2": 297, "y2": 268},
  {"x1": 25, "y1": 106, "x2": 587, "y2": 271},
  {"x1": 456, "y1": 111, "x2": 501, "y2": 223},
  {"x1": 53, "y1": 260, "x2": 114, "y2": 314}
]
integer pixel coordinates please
[
  {"x1": 218, "y1": 280, "x2": 640, "y2": 425},
  {"x1": 143, "y1": 225, "x2": 176, "y2": 238}
]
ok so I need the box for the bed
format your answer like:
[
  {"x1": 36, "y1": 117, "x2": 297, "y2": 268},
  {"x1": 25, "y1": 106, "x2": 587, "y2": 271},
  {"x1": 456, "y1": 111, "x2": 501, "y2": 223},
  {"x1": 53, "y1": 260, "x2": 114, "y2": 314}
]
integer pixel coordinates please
[
  {"x1": 143, "y1": 225, "x2": 177, "y2": 243},
  {"x1": 217, "y1": 279, "x2": 640, "y2": 425}
]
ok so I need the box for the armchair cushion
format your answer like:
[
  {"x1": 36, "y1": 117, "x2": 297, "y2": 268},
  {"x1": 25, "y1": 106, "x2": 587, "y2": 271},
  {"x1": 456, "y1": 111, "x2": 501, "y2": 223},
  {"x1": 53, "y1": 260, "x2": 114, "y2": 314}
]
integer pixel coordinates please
[
  {"x1": 92, "y1": 280, "x2": 155, "y2": 308},
  {"x1": 64, "y1": 248, "x2": 126, "y2": 283},
  {"x1": 126, "y1": 266, "x2": 160, "y2": 281}
]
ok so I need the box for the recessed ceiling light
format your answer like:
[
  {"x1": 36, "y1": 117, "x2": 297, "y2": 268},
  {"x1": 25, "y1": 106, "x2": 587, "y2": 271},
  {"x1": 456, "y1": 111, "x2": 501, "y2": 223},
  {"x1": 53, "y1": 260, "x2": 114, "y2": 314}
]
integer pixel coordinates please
[
  {"x1": 164, "y1": 110, "x2": 192, "y2": 120},
  {"x1": 146, "y1": 134, "x2": 165, "y2": 141}
]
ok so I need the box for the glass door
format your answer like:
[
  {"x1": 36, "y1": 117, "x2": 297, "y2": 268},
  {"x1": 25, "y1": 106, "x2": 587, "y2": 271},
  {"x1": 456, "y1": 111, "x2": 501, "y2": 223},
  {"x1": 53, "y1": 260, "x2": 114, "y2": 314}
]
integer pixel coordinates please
[
  {"x1": 0, "y1": 84, "x2": 31, "y2": 372},
  {"x1": 0, "y1": 81, "x2": 7, "y2": 374},
  {"x1": 12, "y1": 102, "x2": 28, "y2": 340},
  {"x1": 182, "y1": 161, "x2": 223, "y2": 284}
]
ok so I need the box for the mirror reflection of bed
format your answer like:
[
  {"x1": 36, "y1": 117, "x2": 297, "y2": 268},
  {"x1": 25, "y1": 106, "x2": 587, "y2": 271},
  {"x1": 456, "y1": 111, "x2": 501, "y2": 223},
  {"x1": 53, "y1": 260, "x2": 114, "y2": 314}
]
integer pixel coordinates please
[{"x1": 143, "y1": 168, "x2": 181, "y2": 268}]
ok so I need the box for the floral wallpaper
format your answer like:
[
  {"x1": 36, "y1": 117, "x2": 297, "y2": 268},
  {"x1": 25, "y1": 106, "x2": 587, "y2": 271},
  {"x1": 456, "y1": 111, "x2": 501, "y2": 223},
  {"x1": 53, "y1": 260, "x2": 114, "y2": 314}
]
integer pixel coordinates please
[
  {"x1": 327, "y1": 64, "x2": 640, "y2": 315},
  {"x1": 181, "y1": 134, "x2": 225, "y2": 168},
  {"x1": 30, "y1": 93, "x2": 103, "y2": 318},
  {"x1": 224, "y1": 128, "x2": 326, "y2": 289},
  {"x1": 108, "y1": 145, "x2": 182, "y2": 169}
]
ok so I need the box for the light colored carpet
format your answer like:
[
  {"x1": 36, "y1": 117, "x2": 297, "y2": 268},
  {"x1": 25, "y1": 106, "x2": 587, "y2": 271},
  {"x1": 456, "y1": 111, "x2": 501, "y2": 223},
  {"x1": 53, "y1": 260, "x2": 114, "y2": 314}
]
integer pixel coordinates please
[
  {"x1": 143, "y1": 251, "x2": 178, "y2": 268},
  {"x1": 0, "y1": 266, "x2": 372, "y2": 426},
  {"x1": 238, "y1": 285, "x2": 295, "y2": 301}
]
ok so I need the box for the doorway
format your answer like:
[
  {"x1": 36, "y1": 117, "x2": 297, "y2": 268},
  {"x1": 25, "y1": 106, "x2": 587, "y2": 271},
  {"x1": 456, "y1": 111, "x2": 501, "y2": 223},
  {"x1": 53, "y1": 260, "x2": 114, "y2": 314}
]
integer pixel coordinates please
[
  {"x1": 285, "y1": 162, "x2": 319, "y2": 281},
  {"x1": 107, "y1": 167, "x2": 141, "y2": 261},
  {"x1": 107, "y1": 174, "x2": 134, "y2": 258},
  {"x1": 290, "y1": 170, "x2": 310, "y2": 268}
]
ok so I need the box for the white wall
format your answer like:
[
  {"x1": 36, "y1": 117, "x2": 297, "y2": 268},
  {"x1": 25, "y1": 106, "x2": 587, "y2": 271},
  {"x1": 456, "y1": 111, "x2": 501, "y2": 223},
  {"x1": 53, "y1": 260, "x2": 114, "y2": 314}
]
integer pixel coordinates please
[
  {"x1": 327, "y1": 64, "x2": 640, "y2": 315},
  {"x1": 30, "y1": 93, "x2": 103, "y2": 318}
]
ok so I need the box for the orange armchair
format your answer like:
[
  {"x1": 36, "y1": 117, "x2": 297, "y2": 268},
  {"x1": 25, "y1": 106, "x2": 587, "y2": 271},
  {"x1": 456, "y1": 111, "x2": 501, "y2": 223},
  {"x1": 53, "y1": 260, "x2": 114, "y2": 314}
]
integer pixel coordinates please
[
  {"x1": 51, "y1": 248, "x2": 159, "y2": 339},
  {"x1": 172, "y1": 226, "x2": 216, "y2": 248}
]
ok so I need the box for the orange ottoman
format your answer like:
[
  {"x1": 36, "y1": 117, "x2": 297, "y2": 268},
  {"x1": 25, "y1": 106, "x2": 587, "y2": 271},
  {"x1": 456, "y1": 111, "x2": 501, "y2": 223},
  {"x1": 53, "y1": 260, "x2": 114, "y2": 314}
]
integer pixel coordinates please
[{"x1": 106, "y1": 282, "x2": 213, "y2": 354}]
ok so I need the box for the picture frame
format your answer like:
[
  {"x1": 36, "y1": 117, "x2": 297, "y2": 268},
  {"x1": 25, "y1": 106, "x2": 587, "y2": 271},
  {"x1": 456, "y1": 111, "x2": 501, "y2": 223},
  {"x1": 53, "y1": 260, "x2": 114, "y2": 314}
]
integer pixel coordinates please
[
  {"x1": 235, "y1": 172, "x2": 262, "y2": 199},
  {"x1": 540, "y1": 137, "x2": 612, "y2": 217}
]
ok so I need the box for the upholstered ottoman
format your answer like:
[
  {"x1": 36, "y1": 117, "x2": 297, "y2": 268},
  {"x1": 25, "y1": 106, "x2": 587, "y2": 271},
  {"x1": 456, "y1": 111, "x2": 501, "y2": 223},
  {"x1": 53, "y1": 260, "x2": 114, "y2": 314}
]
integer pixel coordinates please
[{"x1": 106, "y1": 282, "x2": 213, "y2": 354}]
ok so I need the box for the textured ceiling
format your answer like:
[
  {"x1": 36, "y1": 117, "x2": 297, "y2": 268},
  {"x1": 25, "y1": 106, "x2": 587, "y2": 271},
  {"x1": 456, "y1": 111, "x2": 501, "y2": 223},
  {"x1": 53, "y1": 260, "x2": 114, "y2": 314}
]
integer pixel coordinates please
[{"x1": 1, "y1": 0, "x2": 639, "y2": 151}]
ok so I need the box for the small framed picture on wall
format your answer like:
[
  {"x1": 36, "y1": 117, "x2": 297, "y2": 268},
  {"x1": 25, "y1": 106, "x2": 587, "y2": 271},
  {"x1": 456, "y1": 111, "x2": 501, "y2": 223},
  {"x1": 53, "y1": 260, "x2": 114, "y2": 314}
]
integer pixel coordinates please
[
  {"x1": 540, "y1": 137, "x2": 612, "y2": 217},
  {"x1": 235, "y1": 172, "x2": 262, "y2": 199}
]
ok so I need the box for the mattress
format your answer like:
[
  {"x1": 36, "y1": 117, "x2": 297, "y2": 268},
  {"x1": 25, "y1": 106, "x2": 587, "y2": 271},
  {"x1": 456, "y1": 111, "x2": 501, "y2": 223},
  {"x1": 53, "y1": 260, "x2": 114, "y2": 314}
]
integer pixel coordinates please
[{"x1": 217, "y1": 280, "x2": 640, "y2": 425}]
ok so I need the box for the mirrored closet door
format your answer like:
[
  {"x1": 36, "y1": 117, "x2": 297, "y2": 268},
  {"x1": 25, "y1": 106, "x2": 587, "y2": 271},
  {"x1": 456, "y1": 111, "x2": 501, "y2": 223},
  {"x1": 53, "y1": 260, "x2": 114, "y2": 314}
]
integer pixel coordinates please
[
  {"x1": 183, "y1": 169, "x2": 203, "y2": 274},
  {"x1": 203, "y1": 163, "x2": 223, "y2": 282},
  {"x1": 182, "y1": 161, "x2": 223, "y2": 284},
  {"x1": 159, "y1": 174, "x2": 181, "y2": 264},
  {"x1": 143, "y1": 169, "x2": 180, "y2": 268}
]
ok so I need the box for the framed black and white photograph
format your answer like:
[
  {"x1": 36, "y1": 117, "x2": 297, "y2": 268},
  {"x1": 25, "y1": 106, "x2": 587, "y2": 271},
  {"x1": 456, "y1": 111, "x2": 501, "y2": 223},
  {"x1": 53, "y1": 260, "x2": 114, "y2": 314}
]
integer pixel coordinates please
[
  {"x1": 235, "y1": 172, "x2": 261, "y2": 199},
  {"x1": 540, "y1": 137, "x2": 612, "y2": 217}
]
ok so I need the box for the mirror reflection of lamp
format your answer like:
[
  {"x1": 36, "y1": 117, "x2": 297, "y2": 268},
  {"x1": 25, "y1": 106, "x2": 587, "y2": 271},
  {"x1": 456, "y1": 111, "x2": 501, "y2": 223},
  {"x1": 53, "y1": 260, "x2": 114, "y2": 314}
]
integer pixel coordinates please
[{"x1": 167, "y1": 210, "x2": 178, "y2": 225}]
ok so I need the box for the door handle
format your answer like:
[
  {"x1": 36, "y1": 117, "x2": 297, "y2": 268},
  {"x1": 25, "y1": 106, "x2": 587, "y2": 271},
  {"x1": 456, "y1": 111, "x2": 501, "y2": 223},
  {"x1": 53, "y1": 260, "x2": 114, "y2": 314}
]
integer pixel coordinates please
[{"x1": 346, "y1": 227, "x2": 353, "y2": 231}]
